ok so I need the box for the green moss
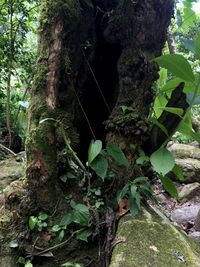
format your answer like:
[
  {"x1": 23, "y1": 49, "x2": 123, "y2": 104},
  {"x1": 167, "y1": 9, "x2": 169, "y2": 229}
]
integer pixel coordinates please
[
  {"x1": 110, "y1": 209, "x2": 200, "y2": 267},
  {"x1": 39, "y1": 0, "x2": 81, "y2": 33}
]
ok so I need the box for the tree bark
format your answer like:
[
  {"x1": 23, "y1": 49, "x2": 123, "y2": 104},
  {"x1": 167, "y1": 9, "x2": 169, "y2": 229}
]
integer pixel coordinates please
[{"x1": 1, "y1": 1, "x2": 175, "y2": 266}]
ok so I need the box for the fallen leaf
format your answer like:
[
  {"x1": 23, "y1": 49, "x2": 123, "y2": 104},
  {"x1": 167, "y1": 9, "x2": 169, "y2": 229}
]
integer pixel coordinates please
[{"x1": 119, "y1": 199, "x2": 129, "y2": 216}]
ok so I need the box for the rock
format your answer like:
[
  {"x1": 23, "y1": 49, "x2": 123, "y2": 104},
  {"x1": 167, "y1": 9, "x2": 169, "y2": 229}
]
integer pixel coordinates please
[
  {"x1": 169, "y1": 143, "x2": 200, "y2": 159},
  {"x1": 110, "y1": 208, "x2": 200, "y2": 267},
  {"x1": 175, "y1": 158, "x2": 200, "y2": 183},
  {"x1": 195, "y1": 209, "x2": 200, "y2": 231},
  {"x1": 0, "y1": 156, "x2": 25, "y2": 191},
  {"x1": 171, "y1": 205, "x2": 200, "y2": 224},
  {"x1": 179, "y1": 183, "x2": 200, "y2": 200},
  {"x1": 189, "y1": 232, "x2": 200, "y2": 243}
]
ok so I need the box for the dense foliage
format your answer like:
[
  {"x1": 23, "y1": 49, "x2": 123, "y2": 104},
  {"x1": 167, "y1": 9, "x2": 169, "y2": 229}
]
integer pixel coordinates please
[{"x1": 0, "y1": 0, "x2": 40, "y2": 151}]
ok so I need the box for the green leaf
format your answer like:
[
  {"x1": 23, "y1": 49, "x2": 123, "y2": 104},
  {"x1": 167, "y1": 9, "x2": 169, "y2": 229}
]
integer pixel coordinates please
[
  {"x1": 172, "y1": 164, "x2": 184, "y2": 181},
  {"x1": 72, "y1": 204, "x2": 90, "y2": 226},
  {"x1": 157, "y1": 68, "x2": 168, "y2": 88},
  {"x1": 139, "y1": 185, "x2": 153, "y2": 198},
  {"x1": 59, "y1": 230, "x2": 65, "y2": 241},
  {"x1": 107, "y1": 143, "x2": 129, "y2": 167},
  {"x1": 153, "y1": 95, "x2": 168, "y2": 118},
  {"x1": 136, "y1": 149, "x2": 149, "y2": 165},
  {"x1": 60, "y1": 213, "x2": 73, "y2": 227},
  {"x1": 150, "y1": 148, "x2": 175, "y2": 176},
  {"x1": 155, "y1": 54, "x2": 195, "y2": 82},
  {"x1": 160, "y1": 176, "x2": 179, "y2": 199},
  {"x1": 76, "y1": 228, "x2": 92, "y2": 242},
  {"x1": 28, "y1": 216, "x2": 37, "y2": 230},
  {"x1": 182, "y1": 2, "x2": 196, "y2": 30},
  {"x1": 154, "y1": 107, "x2": 184, "y2": 116},
  {"x1": 178, "y1": 119, "x2": 200, "y2": 143},
  {"x1": 136, "y1": 155, "x2": 150, "y2": 165},
  {"x1": 130, "y1": 184, "x2": 137, "y2": 198},
  {"x1": 25, "y1": 261, "x2": 33, "y2": 267},
  {"x1": 195, "y1": 31, "x2": 200, "y2": 60},
  {"x1": 51, "y1": 225, "x2": 61, "y2": 232},
  {"x1": 61, "y1": 262, "x2": 74, "y2": 267},
  {"x1": 88, "y1": 140, "x2": 102, "y2": 165},
  {"x1": 9, "y1": 240, "x2": 19, "y2": 248},
  {"x1": 117, "y1": 183, "x2": 130, "y2": 202},
  {"x1": 60, "y1": 172, "x2": 76, "y2": 182},
  {"x1": 17, "y1": 257, "x2": 26, "y2": 264},
  {"x1": 133, "y1": 176, "x2": 149, "y2": 184},
  {"x1": 90, "y1": 154, "x2": 108, "y2": 180},
  {"x1": 129, "y1": 197, "x2": 140, "y2": 217},
  {"x1": 181, "y1": 37, "x2": 195, "y2": 53},
  {"x1": 38, "y1": 212, "x2": 48, "y2": 221},
  {"x1": 150, "y1": 118, "x2": 169, "y2": 137},
  {"x1": 121, "y1": 105, "x2": 134, "y2": 114}
]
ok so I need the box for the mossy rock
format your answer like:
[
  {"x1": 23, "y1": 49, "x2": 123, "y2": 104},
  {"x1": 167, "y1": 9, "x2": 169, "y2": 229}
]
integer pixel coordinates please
[
  {"x1": 0, "y1": 157, "x2": 25, "y2": 191},
  {"x1": 169, "y1": 143, "x2": 200, "y2": 160},
  {"x1": 110, "y1": 208, "x2": 200, "y2": 267}
]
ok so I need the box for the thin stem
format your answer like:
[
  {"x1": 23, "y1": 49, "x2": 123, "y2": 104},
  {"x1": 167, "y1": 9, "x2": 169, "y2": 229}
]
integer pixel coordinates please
[{"x1": 60, "y1": 123, "x2": 86, "y2": 171}]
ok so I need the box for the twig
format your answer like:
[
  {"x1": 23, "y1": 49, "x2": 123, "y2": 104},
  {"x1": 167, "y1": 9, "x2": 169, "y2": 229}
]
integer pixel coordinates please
[
  {"x1": 0, "y1": 143, "x2": 17, "y2": 156},
  {"x1": 26, "y1": 231, "x2": 79, "y2": 258},
  {"x1": 31, "y1": 237, "x2": 39, "y2": 261}
]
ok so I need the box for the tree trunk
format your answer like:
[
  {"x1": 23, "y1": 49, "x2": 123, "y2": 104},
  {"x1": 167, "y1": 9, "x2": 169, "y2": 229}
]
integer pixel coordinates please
[{"x1": 1, "y1": 1, "x2": 174, "y2": 266}]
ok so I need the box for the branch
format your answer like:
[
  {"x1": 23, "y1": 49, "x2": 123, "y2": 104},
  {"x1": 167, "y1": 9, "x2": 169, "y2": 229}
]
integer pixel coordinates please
[{"x1": 0, "y1": 143, "x2": 17, "y2": 156}]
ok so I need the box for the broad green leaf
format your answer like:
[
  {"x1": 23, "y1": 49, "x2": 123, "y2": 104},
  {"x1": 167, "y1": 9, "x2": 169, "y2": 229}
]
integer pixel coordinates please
[
  {"x1": 153, "y1": 95, "x2": 168, "y2": 118},
  {"x1": 182, "y1": 2, "x2": 196, "y2": 30},
  {"x1": 88, "y1": 140, "x2": 102, "y2": 165},
  {"x1": 195, "y1": 31, "x2": 200, "y2": 60},
  {"x1": 60, "y1": 213, "x2": 73, "y2": 227},
  {"x1": 90, "y1": 154, "x2": 108, "y2": 179},
  {"x1": 28, "y1": 216, "x2": 37, "y2": 230},
  {"x1": 162, "y1": 78, "x2": 183, "y2": 94},
  {"x1": 129, "y1": 197, "x2": 140, "y2": 217},
  {"x1": 72, "y1": 204, "x2": 90, "y2": 226},
  {"x1": 154, "y1": 107, "x2": 184, "y2": 116},
  {"x1": 157, "y1": 68, "x2": 168, "y2": 88},
  {"x1": 160, "y1": 176, "x2": 179, "y2": 199},
  {"x1": 172, "y1": 164, "x2": 184, "y2": 181},
  {"x1": 107, "y1": 143, "x2": 129, "y2": 167},
  {"x1": 150, "y1": 148, "x2": 175, "y2": 176},
  {"x1": 155, "y1": 54, "x2": 195, "y2": 82},
  {"x1": 76, "y1": 228, "x2": 92, "y2": 242},
  {"x1": 91, "y1": 155, "x2": 108, "y2": 179}
]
